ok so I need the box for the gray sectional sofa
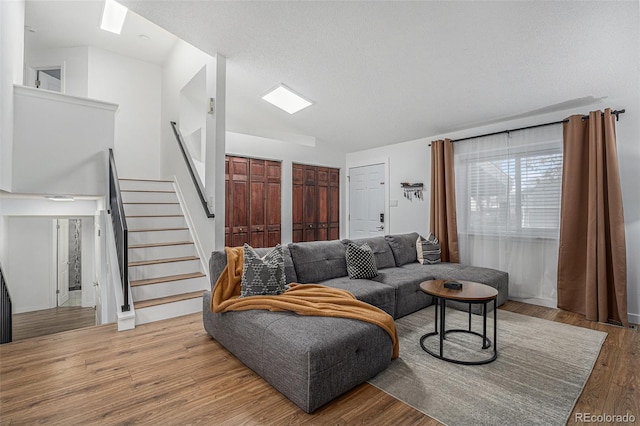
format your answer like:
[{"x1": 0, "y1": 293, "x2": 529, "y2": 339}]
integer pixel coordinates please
[{"x1": 203, "y1": 232, "x2": 508, "y2": 413}]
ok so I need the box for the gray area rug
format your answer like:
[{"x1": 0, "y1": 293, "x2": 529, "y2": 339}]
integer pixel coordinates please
[{"x1": 369, "y1": 306, "x2": 607, "y2": 426}]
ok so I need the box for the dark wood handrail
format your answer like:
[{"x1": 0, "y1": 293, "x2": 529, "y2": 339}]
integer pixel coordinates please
[
  {"x1": 170, "y1": 121, "x2": 215, "y2": 218},
  {"x1": 1, "y1": 262, "x2": 12, "y2": 344},
  {"x1": 108, "y1": 149, "x2": 130, "y2": 312}
]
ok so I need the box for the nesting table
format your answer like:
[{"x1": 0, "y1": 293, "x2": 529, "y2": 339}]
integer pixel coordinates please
[{"x1": 419, "y1": 279, "x2": 498, "y2": 365}]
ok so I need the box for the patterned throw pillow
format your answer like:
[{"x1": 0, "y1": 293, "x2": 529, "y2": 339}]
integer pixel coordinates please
[
  {"x1": 345, "y1": 242, "x2": 378, "y2": 279},
  {"x1": 416, "y1": 233, "x2": 441, "y2": 264},
  {"x1": 240, "y1": 244, "x2": 289, "y2": 298}
]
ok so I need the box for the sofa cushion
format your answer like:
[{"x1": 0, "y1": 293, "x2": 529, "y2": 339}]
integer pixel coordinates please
[
  {"x1": 371, "y1": 266, "x2": 434, "y2": 318},
  {"x1": 385, "y1": 232, "x2": 419, "y2": 266},
  {"x1": 288, "y1": 240, "x2": 347, "y2": 283},
  {"x1": 401, "y1": 262, "x2": 509, "y2": 313},
  {"x1": 202, "y1": 292, "x2": 393, "y2": 413},
  {"x1": 319, "y1": 276, "x2": 396, "y2": 317},
  {"x1": 240, "y1": 244, "x2": 289, "y2": 297},
  {"x1": 416, "y1": 233, "x2": 441, "y2": 264},
  {"x1": 345, "y1": 242, "x2": 378, "y2": 279},
  {"x1": 345, "y1": 236, "x2": 396, "y2": 269}
]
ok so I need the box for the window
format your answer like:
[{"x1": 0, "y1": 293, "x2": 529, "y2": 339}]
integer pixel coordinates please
[{"x1": 456, "y1": 141, "x2": 563, "y2": 238}]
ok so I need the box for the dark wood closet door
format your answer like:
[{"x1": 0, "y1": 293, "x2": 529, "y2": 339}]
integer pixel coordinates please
[
  {"x1": 317, "y1": 167, "x2": 330, "y2": 241},
  {"x1": 226, "y1": 155, "x2": 282, "y2": 248},
  {"x1": 292, "y1": 163, "x2": 340, "y2": 242},
  {"x1": 328, "y1": 168, "x2": 340, "y2": 240},
  {"x1": 230, "y1": 157, "x2": 250, "y2": 247},
  {"x1": 266, "y1": 161, "x2": 282, "y2": 247},
  {"x1": 224, "y1": 157, "x2": 231, "y2": 247},
  {"x1": 292, "y1": 164, "x2": 305, "y2": 243},
  {"x1": 303, "y1": 166, "x2": 318, "y2": 242},
  {"x1": 249, "y1": 159, "x2": 266, "y2": 248}
]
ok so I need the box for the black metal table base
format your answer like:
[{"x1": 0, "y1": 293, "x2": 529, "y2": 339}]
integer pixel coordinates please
[{"x1": 420, "y1": 296, "x2": 497, "y2": 365}]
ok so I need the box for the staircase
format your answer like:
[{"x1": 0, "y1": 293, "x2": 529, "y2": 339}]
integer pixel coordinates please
[{"x1": 119, "y1": 178, "x2": 209, "y2": 325}]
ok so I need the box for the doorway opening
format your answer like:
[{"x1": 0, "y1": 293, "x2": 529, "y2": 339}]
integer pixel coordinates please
[
  {"x1": 26, "y1": 66, "x2": 64, "y2": 92},
  {"x1": 56, "y1": 218, "x2": 83, "y2": 307}
]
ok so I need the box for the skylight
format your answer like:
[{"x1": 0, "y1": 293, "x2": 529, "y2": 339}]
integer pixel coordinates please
[
  {"x1": 100, "y1": 0, "x2": 128, "y2": 35},
  {"x1": 262, "y1": 84, "x2": 313, "y2": 114}
]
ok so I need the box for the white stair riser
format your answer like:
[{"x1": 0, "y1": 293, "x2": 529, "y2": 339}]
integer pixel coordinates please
[
  {"x1": 128, "y1": 229, "x2": 191, "y2": 245},
  {"x1": 131, "y1": 277, "x2": 208, "y2": 301},
  {"x1": 124, "y1": 203, "x2": 182, "y2": 216},
  {"x1": 119, "y1": 180, "x2": 174, "y2": 192},
  {"x1": 135, "y1": 297, "x2": 203, "y2": 325},
  {"x1": 121, "y1": 191, "x2": 178, "y2": 204},
  {"x1": 126, "y1": 216, "x2": 186, "y2": 229},
  {"x1": 128, "y1": 244, "x2": 196, "y2": 262},
  {"x1": 129, "y1": 260, "x2": 202, "y2": 281}
]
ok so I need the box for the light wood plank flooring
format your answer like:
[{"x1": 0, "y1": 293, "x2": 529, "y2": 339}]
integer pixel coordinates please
[
  {"x1": 11, "y1": 306, "x2": 97, "y2": 341},
  {"x1": 0, "y1": 301, "x2": 637, "y2": 425}
]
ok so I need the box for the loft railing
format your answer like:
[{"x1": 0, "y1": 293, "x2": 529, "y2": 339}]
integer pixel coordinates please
[
  {"x1": 170, "y1": 121, "x2": 215, "y2": 218},
  {"x1": 1, "y1": 262, "x2": 12, "y2": 344},
  {"x1": 108, "y1": 149, "x2": 130, "y2": 312}
]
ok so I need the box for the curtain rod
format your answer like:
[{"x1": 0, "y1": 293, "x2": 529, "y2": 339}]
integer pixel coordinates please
[{"x1": 430, "y1": 109, "x2": 625, "y2": 145}]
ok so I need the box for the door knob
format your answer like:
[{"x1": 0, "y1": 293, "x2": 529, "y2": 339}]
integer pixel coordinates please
[{"x1": 376, "y1": 225, "x2": 385, "y2": 231}]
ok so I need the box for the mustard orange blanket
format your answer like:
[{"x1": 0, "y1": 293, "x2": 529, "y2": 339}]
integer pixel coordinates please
[{"x1": 211, "y1": 246, "x2": 399, "y2": 358}]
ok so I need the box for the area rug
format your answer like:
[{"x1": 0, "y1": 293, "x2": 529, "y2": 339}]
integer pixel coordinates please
[{"x1": 368, "y1": 306, "x2": 607, "y2": 426}]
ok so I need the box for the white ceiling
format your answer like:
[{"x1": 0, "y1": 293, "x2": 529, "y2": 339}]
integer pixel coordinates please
[
  {"x1": 25, "y1": 1, "x2": 639, "y2": 153},
  {"x1": 24, "y1": 0, "x2": 177, "y2": 65}
]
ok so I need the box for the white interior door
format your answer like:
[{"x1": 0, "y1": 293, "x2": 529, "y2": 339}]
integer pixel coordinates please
[
  {"x1": 349, "y1": 164, "x2": 386, "y2": 239},
  {"x1": 57, "y1": 219, "x2": 69, "y2": 306}
]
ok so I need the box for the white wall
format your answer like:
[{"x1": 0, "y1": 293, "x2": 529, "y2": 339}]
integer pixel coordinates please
[
  {"x1": 88, "y1": 47, "x2": 162, "y2": 179},
  {"x1": 5, "y1": 217, "x2": 54, "y2": 313},
  {"x1": 227, "y1": 132, "x2": 347, "y2": 244},
  {"x1": 346, "y1": 138, "x2": 431, "y2": 238},
  {"x1": 12, "y1": 86, "x2": 117, "y2": 196},
  {"x1": 0, "y1": 0, "x2": 25, "y2": 192},
  {"x1": 347, "y1": 103, "x2": 640, "y2": 323},
  {"x1": 161, "y1": 40, "x2": 218, "y2": 255},
  {"x1": 24, "y1": 47, "x2": 89, "y2": 97}
]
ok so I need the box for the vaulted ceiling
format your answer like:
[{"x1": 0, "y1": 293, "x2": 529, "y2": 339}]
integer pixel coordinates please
[{"x1": 26, "y1": 1, "x2": 640, "y2": 152}]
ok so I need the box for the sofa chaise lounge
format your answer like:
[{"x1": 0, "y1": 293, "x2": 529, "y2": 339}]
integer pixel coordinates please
[{"x1": 203, "y1": 232, "x2": 508, "y2": 413}]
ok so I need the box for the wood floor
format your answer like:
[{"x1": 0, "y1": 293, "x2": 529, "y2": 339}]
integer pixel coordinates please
[
  {"x1": 0, "y1": 301, "x2": 637, "y2": 425},
  {"x1": 11, "y1": 306, "x2": 97, "y2": 341}
]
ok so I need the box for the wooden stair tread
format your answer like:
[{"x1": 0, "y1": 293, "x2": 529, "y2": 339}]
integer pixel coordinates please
[
  {"x1": 130, "y1": 272, "x2": 206, "y2": 287},
  {"x1": 119, "y1": 178, "x2": 173, "y2": 182},
  {"x1": 134, "y1": 291, "x2": 204, "y2": 309},
  {"x1": 129, "y1": 241, "x2": 194, "y2": 249},
  {"x1": 129, "y1": 227, "x2": 189, "y2": 232},
  {"x1": 129, "y1": 256, "x2": 199, "y2": 267}
]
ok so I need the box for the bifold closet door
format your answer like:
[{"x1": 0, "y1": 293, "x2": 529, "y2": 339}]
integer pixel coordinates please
[
  {"x1": 226, "y1": 155, "x2": 281, "y2": 248},
  {"x1": 292, "y1": 163, "x2": 340, "y2": 242},
  {"x1": 292, "y1": 164, "x2": 305, "y2": 243},
  {"x1": 328, "y1": 168, "x2": 340, "y2": 240},
  {"x1": 265, "y1": 161, "x2": 282, "y2": 246}
]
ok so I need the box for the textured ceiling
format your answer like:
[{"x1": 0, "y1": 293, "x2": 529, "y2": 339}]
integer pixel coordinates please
[
  {"x1": 27, "y1": 1, "x2": 640, "y2": 153},
  {"x1": 25, "y1": 0, "x2": 177, "y2": 65}
]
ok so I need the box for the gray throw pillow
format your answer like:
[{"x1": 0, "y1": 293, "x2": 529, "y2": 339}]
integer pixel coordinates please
[
  {"x1": 345, "y1": 242, "x2": 378, "y2": 279},
  {"x1": 416, "y1": 233, "x2": 441, "y2": 265},
  {"x1": 240, "y1": 244, "x2": 289, "y2": 297}
]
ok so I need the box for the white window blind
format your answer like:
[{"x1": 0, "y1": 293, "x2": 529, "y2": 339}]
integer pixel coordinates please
[{"x1": 459, "y1": 143, "x2": 563, "y2": 238}]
